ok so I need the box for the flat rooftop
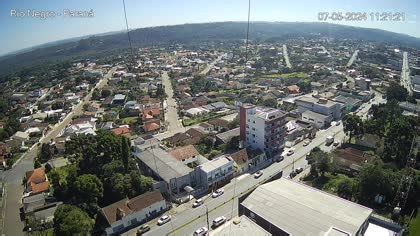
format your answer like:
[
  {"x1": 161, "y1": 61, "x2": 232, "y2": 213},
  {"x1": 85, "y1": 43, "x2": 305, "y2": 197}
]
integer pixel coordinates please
[
  {"x1": 241, "y1": 178, "x2": 372, "y2": 235},
  {"x1": 212, "y1": 216, "x2": 271, "y2": 236},
  {"x1": 134, "y1": 147, "x2": 192, "y2": 183},
  {"x1": 198, "y1": 156, "x2": 232, "y2": 173},
  {"x1": 297, "y1": 95, "x2": 338, "y2": 108}
]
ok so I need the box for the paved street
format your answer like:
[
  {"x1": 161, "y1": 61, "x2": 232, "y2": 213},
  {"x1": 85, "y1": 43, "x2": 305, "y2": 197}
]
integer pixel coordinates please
[
  {"x1": 124, "y1": 124, "x2": 345, "y2": 236},
  {"x1": 0, "y1": 67, "x2": 115, "y2": 236},
  {"x1": 401, "y1": 52, "x2": 412, "y2": 95},
  {"x1": 283, "y1": 44, "x2": 292, "y2": 68},
  {"x1": 347, "y1": 49, "x2": 359, "y2": 68},
  {"x1": 162, "y1": 71, "x2": 182, "y2": 134},
  {"x1": 199, "y1": 55, "x2": 224, "y2": 76}
]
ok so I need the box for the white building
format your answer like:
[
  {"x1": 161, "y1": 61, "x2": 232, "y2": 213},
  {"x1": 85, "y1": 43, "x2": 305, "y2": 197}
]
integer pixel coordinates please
[
  {"x1": 101, "y1": 191, "x2": 167, "y2": 235},
  {"x1": 301, "y1": 110, "x2": 332, "y2": 128},
  {"x1": 196, "y1": 156, "x2": 234, "y2": 191},
  {"x1": 295, "y1": 96, "x2": 342, "y2": 120},
  {"x1": 239, "y1": 104, "x2": 287, "y2": 157}
]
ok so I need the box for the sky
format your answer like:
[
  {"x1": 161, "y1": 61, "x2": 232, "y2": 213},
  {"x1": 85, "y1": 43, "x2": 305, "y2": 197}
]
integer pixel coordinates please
[{"x1": 0, "y1": 0, "x2": 419, "y2": 56}]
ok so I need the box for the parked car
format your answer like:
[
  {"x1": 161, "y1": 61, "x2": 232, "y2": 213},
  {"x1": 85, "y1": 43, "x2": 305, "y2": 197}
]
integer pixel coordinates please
[
  {"x1": 254, "y1": 170, "x2": 263, "y2": 178},
  {"x1": 336, "y1": 121, "x2": 341, "y2": 126},
  {"x1": 137, "y1": 225, "x2": 150, "y2": 235},
  {"x1": 287, "y1": 149, "x2": 294, "y2": 156},
  {"x1": 289, "y1": 171, "x2": 297, "y2": 178},
  {"x1": 212, "y1": 188, "x2": 224, "y2": 198},
  {"x1": 295, "y1": 167, "x2": 304, "y2": 174},
  {"x1": 194, "y1": 226, "x2": 209, "y2": 236},
  {"x1": 333, "y1": 141, "x2": 340, "y2": 146},
  {"x1": 157, "y1": 215, "x2": 171, "y2": 225},
  {"x1": 303, "y1": 140, "x2": 311, "y2": 146},
  {"x1": 276, "y1": 155, "x2": 284, "y2": 162},
  {"x1": 212, "y1": 216, "x2": 227, "y2": 228},
  {"x1": 192, "y1": 198, "x2": 204, "y2": 208}
]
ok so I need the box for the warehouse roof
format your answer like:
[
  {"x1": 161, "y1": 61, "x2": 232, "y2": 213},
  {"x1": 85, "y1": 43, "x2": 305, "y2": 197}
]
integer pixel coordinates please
[
  {"x1": 134, "y1": 147, "x2": 192, "y2": 183},
  {"x1": 241, "y1": 178, "x2": 372, "y2": 235}
]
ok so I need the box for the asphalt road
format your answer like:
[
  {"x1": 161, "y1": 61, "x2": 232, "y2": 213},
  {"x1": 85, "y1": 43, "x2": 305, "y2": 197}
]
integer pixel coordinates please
[
  {"x1": 124, "y1": 123, "x2": 345, "y2": 236},
  {"x1": 0, "y1": 67, "x2": 114, "y2": 236},
  {"x1": 162, "y1": 71, "x2": 182, "y2": 134},
  {"x1": 346, "y1": 50, "x2": 359, "y2": 68},
  {"x1": 283, "y1": 44, "x2": 292, "y2": 68},
  {"x1": 401, "y1": 52, "x2": 412, "y2": 95},
  {"x1": 199, "y1": 55, "x2": 224, "y2": 76}
]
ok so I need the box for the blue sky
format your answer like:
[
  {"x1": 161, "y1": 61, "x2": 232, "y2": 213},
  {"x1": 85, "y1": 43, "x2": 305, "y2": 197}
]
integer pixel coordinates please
[{"x1": 0, "y1": 0, "x2": 418, "y2": 55}]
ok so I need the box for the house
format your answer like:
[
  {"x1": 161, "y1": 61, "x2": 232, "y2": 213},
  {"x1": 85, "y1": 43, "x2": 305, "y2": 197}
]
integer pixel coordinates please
[
  {"x1": 216, "y1": 128, "x2": 240, "y2": 145},
  {"x1": 286, "y1": 85, "x2": 300, "y2": 94},
  {"x1": 142, "y1": 108, "x2": 161, "y2": 122},
  {"x1": 169, "y1": 145, "x2": 200, "y2": 165},
  {"x1": 198, "y1": 122, "x2": 214, "y2": 133},
  {"x1": 185, "y1": 107, "x2": 209, "y2": 117},
  {"x1": 100, "y1": 191, "x2": 167, "y2": 235},
  {"x1": 196, "y1": 156, "x2": 234, "y2": 191},
  {"x1": 208, "y1": 118, "x2": 230, "y2": 132},
  {"x1": 10, "y1": 131, "x2": 30, "y2": 148},
  {"x1": 25, "y1": 167, "x2": 50, "y2": 195},
  {"x1": 334, "y1": 147, "x2": 371, "y2": 174},
  {"x1": 239, "y1": 179, "x2": 373, "y2": 236},
  {"x1": 143, "y1": 120, "x2": 161, "y2": 134},
  {"x1": 230, "y1": 149, "x2": 249, "y2": 175},
  {"x1": 112, "y1": 94, "x2": 126, "y2": 105},
  {"x1": 111, "y1": 126, "x2": 131, "y2": 137}
]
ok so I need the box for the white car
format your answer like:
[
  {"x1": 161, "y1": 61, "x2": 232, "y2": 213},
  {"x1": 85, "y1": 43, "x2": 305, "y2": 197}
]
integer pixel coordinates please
[
  {"x1": 212, "y1": 188, "x2": 224, "y2": 198},
  {"x1": 192, "y1": 198, "x2": 204, "y2": 208},
  {"x1": 287, "y1": 149, "x2": 294, "y2": 156},
  {"x1": 254, "y1": 170, "x2": 263, "y2": 178},
  {"x1": 303, "y1": 140, "x2": 311, "y2": 146},
  {"x1": 212, "y1": 216, "x2": 227, "y2": 228},
  {"x1": 194, "y1": 226, "x2": 209, "y2": 236},
  {"x1": 335, "y1": 121, "x2": 341, "y2": 126},
  {"x1": 157, "y1": 215, "x2": 171, "y2": 225}
]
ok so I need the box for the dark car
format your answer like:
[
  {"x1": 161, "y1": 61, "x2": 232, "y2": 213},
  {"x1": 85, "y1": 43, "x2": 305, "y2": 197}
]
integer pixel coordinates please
[
  {"x1": 137, "y1": 225, "x2": 150, "y2": 235},
  {"x1": 276, "y1": 155, "x2": 284, "y2": 162}
]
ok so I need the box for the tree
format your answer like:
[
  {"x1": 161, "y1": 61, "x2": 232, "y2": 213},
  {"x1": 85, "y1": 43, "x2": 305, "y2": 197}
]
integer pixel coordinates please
[
  {"x1": 121, "y1": 137, "x2": 130, "y2": 172},
  {"x1": 337, "y1": 178, "x2": 355, "y2": 199},
  {"x1": 73, "y1": 174, "x2": 103, "y2": 204},
  {"x1": 34, "y1": 159, "x2": 42, "y2": 169},
  {"x1": 357, "y1": 164, "x2": 399, "y2": 205},
  {"x1": 386, "y1": 82, "x2": 408, "y2": 102},
  {"x1": 54, "y1": 205, "x2": 94, "y2": 235},
  {"x1": 39, "y1": 143, "x2": 53, "y2": 163},
  {"x1": 343, "y1": 114, "x2": 364, "y2": 142}
]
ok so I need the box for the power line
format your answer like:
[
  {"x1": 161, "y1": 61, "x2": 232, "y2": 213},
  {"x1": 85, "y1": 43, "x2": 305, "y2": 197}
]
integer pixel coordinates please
[
  {"x1": 122, "y1": 0, "x2": 136, "y2": 67},
  {"x1": 245, "y1": 0, "x2": 251, "y2": 62}
]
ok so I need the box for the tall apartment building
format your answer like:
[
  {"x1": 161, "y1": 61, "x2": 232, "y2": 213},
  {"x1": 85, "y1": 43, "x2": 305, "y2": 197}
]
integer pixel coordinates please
[{"x1": 239, "y1": 104, "x2": 287, "y2": 157}]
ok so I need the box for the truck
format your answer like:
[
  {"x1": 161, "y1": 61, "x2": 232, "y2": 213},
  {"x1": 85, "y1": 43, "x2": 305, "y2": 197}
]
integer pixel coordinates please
[{"x1": 326, "y1": 136, "x2": 334, "y2": 145}]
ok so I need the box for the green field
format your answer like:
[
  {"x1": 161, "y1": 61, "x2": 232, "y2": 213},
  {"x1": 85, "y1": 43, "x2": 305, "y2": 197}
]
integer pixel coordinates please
[
  {"x1": 257, "y1": 72, "x2": 309, "y2": 80},
  {"x1": 410, "y1": 214, "x2": 420, "y2": 236}
]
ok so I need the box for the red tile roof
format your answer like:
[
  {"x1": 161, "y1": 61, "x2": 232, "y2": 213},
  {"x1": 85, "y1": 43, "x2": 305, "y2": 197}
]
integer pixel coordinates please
[
  {"x1": 112, "y1": 127, "x2": 131, "y2": 137},
  {"x1": 31, "y1": 181, "x2": 50, "y2": 194},
  {"x1": 144, "y1": 120, "x2": 160, "y2": 132},
  {"x1": 26, "y1": 167, "x2": 46, "y2": 185},
  {"x1": 101, "y1": 191, "x2": 164, "y2": 225},
  {"x1": 169, "y1": 145, "x2": 200, "y2": 161}
]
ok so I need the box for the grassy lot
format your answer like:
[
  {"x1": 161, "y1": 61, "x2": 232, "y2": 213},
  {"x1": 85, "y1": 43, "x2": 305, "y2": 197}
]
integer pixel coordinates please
[
  {"x1": 410, "y1": 213, "x2": 420, "y2": 236},
  {"x1": 182, "y1": 113, "x2": 227, "y2": 127},
  {"x1": 121, "y1": 116, "x2": 138, "y2": 125},
  {"x1": 257, "y1": 72, "x2": 309, "y2": 80}
]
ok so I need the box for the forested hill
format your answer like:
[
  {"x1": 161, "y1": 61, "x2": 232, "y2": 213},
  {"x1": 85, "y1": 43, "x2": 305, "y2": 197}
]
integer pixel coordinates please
[{"x1": 1, "y1": 21, "x2": 420, "y2": 75}]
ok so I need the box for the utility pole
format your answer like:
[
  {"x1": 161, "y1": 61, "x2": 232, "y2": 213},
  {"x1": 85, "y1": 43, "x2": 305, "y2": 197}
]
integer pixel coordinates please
[{"x1": 206, "y1": 205, "x2": 210, "y2": 230}]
